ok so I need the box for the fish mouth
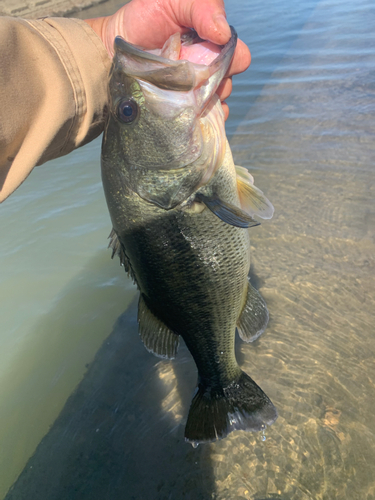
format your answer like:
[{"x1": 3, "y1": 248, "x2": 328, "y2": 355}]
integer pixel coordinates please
[{"x1": 114, "y1": 27, "x2": 238, "y2": 110}]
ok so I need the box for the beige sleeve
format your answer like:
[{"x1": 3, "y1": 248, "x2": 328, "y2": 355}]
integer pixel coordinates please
[{"x1": 0, "y1": 16, "x2": 111, "y2": 203}]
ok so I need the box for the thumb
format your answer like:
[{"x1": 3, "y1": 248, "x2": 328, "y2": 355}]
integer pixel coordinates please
[{"x1": 188, "y1": 0, "x2": 231, "y2": 45}]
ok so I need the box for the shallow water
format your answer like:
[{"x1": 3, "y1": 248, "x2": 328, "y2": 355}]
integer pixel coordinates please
[{"x1": 1, "y1": 0, "x2": 375, "y2": 498}]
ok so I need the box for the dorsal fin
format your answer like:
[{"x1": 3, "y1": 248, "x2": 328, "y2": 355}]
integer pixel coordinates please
[{"x1": 108, "y1": 229, "x2": 138, "y2": 286}]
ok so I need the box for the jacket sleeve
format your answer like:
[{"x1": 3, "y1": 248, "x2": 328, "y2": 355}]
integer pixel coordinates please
[{"x1": 0, "y1": 16, "x2": 111, "y2": 202}]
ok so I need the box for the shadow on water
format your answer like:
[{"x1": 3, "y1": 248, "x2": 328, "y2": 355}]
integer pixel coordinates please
[{"x1": 4, "y1": 288, "x2": 217, "y2": 500}]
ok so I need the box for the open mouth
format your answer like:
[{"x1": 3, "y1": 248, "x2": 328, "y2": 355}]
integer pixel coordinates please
[{"x1": 113, "y1": 26, "x2": 237, "y2": 108}]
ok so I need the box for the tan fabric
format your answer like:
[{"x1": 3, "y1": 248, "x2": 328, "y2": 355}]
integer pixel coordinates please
[{"x1": 0, "y1": 16, "x2": 111, "y2": 202}]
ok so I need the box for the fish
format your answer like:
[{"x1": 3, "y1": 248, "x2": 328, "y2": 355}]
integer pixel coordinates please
[{"x1": 101, "y1": 26, "x2": 277, "y2": 445}]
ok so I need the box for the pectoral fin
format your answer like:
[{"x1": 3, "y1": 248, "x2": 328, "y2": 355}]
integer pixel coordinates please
[
  {"x1": 195, "y1": 193, "x2": 260, "y2": 229},
  {"x1": 237, "y1": 280, "x2": 269, "y2": 342},
  {"x1": 138, "y1": 295, "x2": 179, "y2": 359},
  {"x1": 235, "y1": 166, "x2": 274, "y2": 220}
]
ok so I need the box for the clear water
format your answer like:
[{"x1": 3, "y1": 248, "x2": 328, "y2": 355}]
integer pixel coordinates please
[{"x1": 1, "y1": 0, "x2": 375, "y2": 498}]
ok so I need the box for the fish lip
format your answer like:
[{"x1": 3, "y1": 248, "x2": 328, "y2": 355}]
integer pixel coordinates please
[
  {"x1": 114, "y1": 36, "x2": 182, "y2": 65},
  {"x1": 207, "y1": 26, "x2": 238, "y2": 73}
]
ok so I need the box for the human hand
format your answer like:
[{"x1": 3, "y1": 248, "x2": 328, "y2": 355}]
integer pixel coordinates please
[{"x1": 85, "y1": 0, "x2": 251, "y2": 120}]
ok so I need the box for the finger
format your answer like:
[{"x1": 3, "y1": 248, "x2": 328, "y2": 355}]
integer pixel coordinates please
[
  {"x1": 226, "y1": 39, "x2": 251, "y2": 77},
  {"x1": 216, "y1": 77, "x2": 232, "y2": 101},
  {"x1": 221, "y1": 101, "x2": 229, "y2": 121}
]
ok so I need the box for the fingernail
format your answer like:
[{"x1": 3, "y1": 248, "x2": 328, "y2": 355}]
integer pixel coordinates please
[{"x1": 214, "y1": 14, "x2": 231, "y2": 42}]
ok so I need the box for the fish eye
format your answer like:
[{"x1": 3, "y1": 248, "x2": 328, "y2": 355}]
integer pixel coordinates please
[{"x1": 117, "y1": 99, "x2": 138, "y2": 124}]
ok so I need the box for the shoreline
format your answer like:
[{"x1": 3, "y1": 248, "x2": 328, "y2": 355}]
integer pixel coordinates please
[{"x1": 0, "y1": 0, "x2": 109, "y2": 19}]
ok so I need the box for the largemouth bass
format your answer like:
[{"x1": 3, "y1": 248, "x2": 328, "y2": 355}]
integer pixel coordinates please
[{"x1": 101, "y1": 27, "x2": 277, "y2": 444}]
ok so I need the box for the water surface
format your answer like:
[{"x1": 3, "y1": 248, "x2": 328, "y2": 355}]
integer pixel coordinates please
[{"x1": 1, "y1": 0, "x2": 375, "y2": 498}]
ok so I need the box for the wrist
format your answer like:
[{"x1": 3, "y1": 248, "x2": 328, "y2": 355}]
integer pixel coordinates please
[{"x1": 83, "y1": 16, "x2": 106, "y2": 43}]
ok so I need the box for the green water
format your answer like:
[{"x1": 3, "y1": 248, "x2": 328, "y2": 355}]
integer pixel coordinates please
[{"x1": 1, "y1": 0, "x2": 375, "y2": 498}]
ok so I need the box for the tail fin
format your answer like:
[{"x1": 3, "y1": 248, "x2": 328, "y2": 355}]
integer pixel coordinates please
[{"x1": 184, "y1": 371, "x2": 277, "y2": 445}]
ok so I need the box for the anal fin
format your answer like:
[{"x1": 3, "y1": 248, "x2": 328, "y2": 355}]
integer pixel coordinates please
[
  {"x1": 138, "y1": 295, "x2": 179, "y2": 359},
  {"x1": 237, "y1": 280, "x2": 269, "y2": 342}
]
